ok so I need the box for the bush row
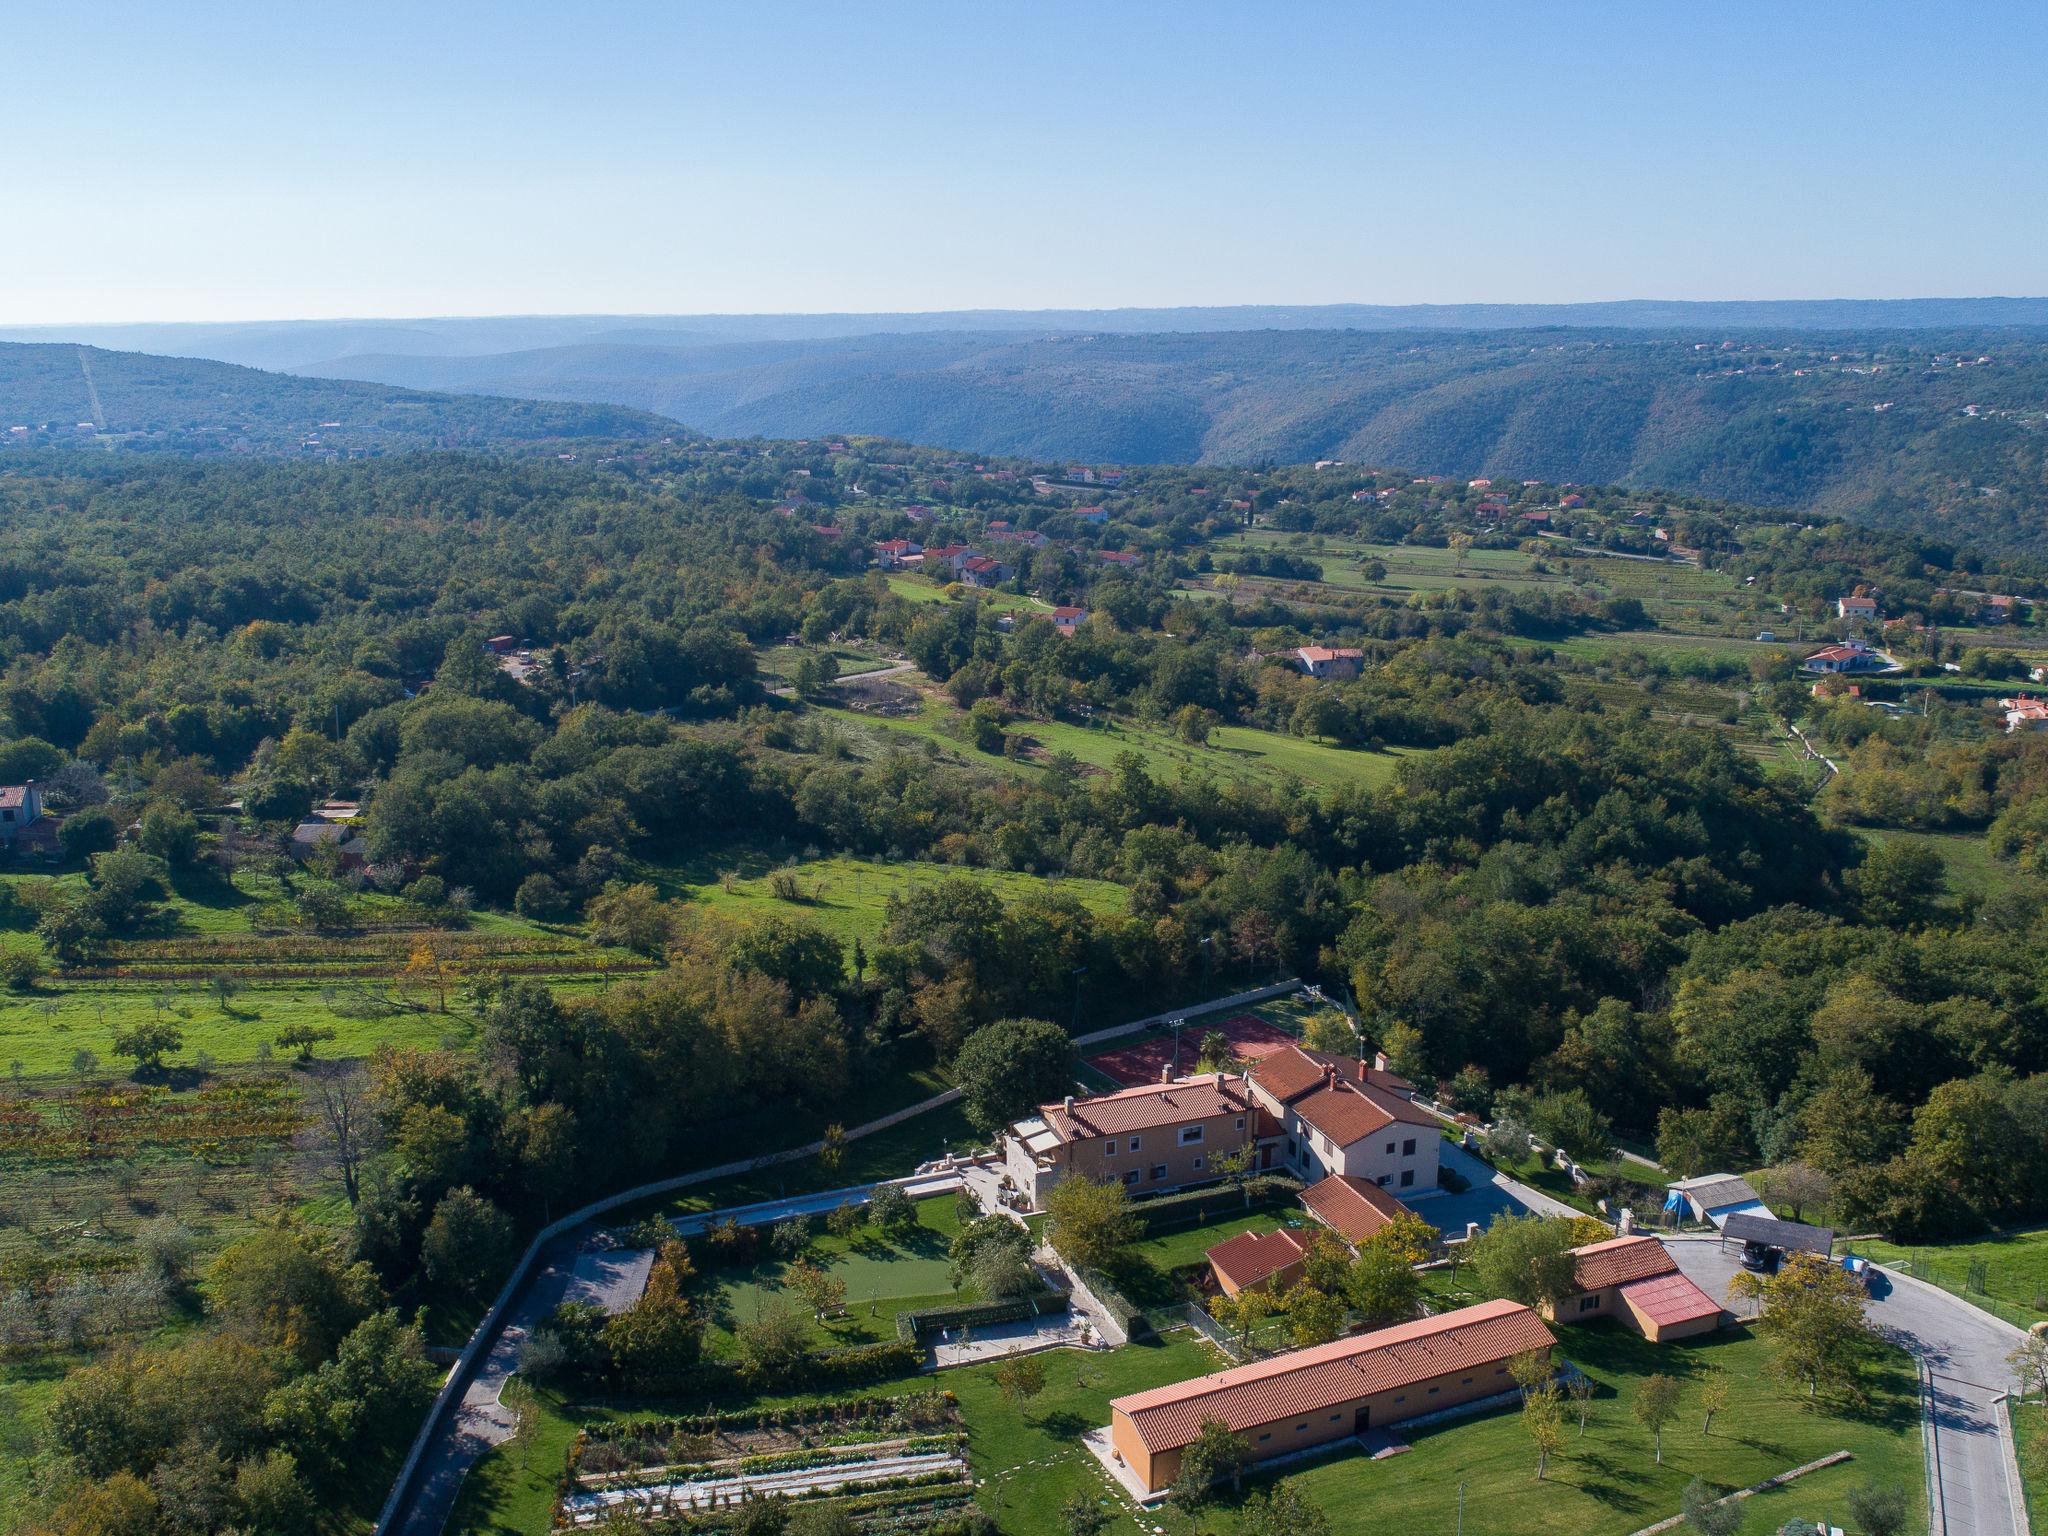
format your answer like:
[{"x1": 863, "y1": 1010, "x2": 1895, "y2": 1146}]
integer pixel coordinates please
[{"x1": 1126, "y1": 1174, "x2": 1302, "y2": 1237}]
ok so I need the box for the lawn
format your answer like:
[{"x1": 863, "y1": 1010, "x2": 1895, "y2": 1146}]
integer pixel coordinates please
[
  {"x1": 1850, "y1": 1225, "x2": 2048, "y2": 1330},
  {"x1": 1127, "y1": 1209, "x2": 1293, "y2": 1276},
  {"x1": 694, "y1": 1193, "x2": 970, "y2": 1352},
  {"x1": 2018, "y1": 1401, "x2": 2048, "y2": 1536},
  {"x1": 1856, "y1": 829, "x2": 2005, "y2": 906},
  {"x1": 638, "y1": 852, "x2": 1128, "y2": 946},
  {"x1": 1013, "y1": 714, "x2": 1423, "y2": 792}
]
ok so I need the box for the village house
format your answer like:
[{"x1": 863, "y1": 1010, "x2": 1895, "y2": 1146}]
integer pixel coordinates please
[
  {"x1": 1105, "y1": 1300, "x2": 1555, "y2": 1494},
  {"x1": 2001, "y1": 696, "x2": 2048, "y2": 733},
  {"x1": 1802, "y1": 639, "x2": 1887, "y2": 675},
  {"x1": 1002, "y1": 1074, "x2": 1257, "y2": 1208},
  {"x1": 1245, "y1": 1045, "x2": 1439, "y2": 1193},
  {"x1": 1052, "y1": 605, "x2": 1089, "y2": 636},
  {"x1": 1291, "y1": 646, "x2": 1365, "y2": 680},
  {"x1": 872, "y1": 537, "x2": 923, "y2": 568},
  {"x1": 1837, "y1": 594, "x2": 1880, "y2": 620},
  {"x1": 1296, "y1": 1172, "x2": 1413, "y2": 1248},
  {"x1": 958, "y1": 554, "x2": 1012, "y2": 587},
  {"x1": 0, "y1": 783, "x2": 57, "y2": 857},
  {"x1": 1546, "y1": 1236, "x2": 1723, "y2": 1341},
  {"x1": 1098, "y1": 550, "x2": 1142, "y2": 568},
  {"x1": 1518, "y1": 509, "x2": 1551, "y2": 527},
  {"x1": 1074, "y1": 505, "x2": 1109, "y2": 524}
]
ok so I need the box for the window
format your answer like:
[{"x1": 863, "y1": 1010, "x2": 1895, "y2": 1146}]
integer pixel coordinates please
[
  {"x1": 1104, "y1": 1142, "x2": 1115, "y2": 1158},
  {"x1": 1121, "y1": 1170, "x2": 1139, "y2": 1186},
  {"x1": 1257, "y1": 1433, "x2": 1271, "y2": 1443},
  {"x1": 1129, "y1": 1136, "x2": 1142, "y2": 1153},
  {"x1": 1235, "y1": 1117, "x2": 1246, "y2": 1130},
  {"x1": 1191, "y1": 1155, "x2": 1204, "y2": 1172},
  {"x1": 1179, "y1": 1126, "x2": 1204, "y2": 1146},
  {"x1": 1285, "y1": 1137, "x2": 1297, "y2": 1159},
  {"x1": 1403, "y1": 1138, "x2": 1417, "y2": 1156},
  {"x1": 1294, "y1": 1423, "x2": 1308, "y2": 1432},
  {"x1": 1393, "y1": 1394, "x2": 1406, "y2": 1404},
  {"x1": 1427, "y1": 1386, "x2": 1440, "y2": 1396},
  {"x1": 1376, "y1": 1174, "x2": 1391, "y2": 1187},
  {"x1": 1460, "y1": 1377, "x2": 1472, "y2": 1386},
  {"x1": 1328, "y1": 1413, "x2": 1341, "y2": 1422},
  {"x1": 1399, "y1": 1169, "x2": 1415, "y2": 1188},
  {"x1": 1151, "y1": 1164, "x2": 1167, "y2": 1182},
  {"x1": 1579, "y1": 1295, "x2": 1600, "y2": 1312},
  {"x1": 1385, "y1": 1141, "x2": 1395, "y2": 1154}
]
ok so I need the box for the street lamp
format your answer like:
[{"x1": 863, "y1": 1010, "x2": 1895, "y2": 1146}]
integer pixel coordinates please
[{"x1": 1169, "y1": 1016, "x2": 1186, "y2": 1075}]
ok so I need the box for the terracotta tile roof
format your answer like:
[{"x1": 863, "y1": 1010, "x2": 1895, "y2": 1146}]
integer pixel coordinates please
[
  {"x1": 1618, "y1": 1271, "x2": 1723, "y2": 1328},
  {"x1": 1042, "y1": 1074, "x2": 1251, "y2": 1141},
  {"x1": 1295, "y1": 1079, "x2": 1432, "y2": 1145},
  {"x1": 1205, "y1": 1227, "x2": 1306, "y2": 1291},
  {"x1": 1569, "y1": 1235, "x2": 1677, "y2": 1292},
  {"x1": 1299, "y1": 1175, "x2": 1409, "y2": 1246},
  {"x1": 0, "y1": 786, "x2": 29, "y2": 810},
  {"x1": 1110, "y1": 1299, "x2": 1554, "y2": 1452},
  {"x1": 1249, "y1": 1046, "x2": 1329, "y2": 1103}
]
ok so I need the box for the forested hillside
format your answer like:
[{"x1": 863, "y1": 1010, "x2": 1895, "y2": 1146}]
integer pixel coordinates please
[
  {"x1": 284, "y1": 326, "x2": 2048, "y2": 554},
  {"x1": 0, "y1": 343, "x2": 677, "y2": 454}
]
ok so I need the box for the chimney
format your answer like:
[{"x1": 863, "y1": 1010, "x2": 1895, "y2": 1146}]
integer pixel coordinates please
[
  {"x1": 1062, "y1": 1095, "x2": 1074, "y2": 1115},
  {"x1": 1321, "y1": 1063, "x2": 1337, "y2": 1088},
  {"x1": 1373, "y1": 1050, "x2": 1391, "y2": 1074},
  {"x1": 1161, "y1": 1063, "x2": 1175, "y2": 1085}
]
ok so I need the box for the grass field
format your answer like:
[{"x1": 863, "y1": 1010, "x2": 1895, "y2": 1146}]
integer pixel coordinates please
[
  {"x1": 1013, "y1": 714, "x2": 1423, "y2": 791},
  {"x1": 445, "y1": 1315, "x2": 1918, "y2": 1536},
  {"x1": 1857, "y1": 828, "x2": 2005, "y2": 906},
  {"x1": 695, "y1": 1194, "x2": 969, "y2": 1353},
  {"x1": 2018, "y1": 1403, "x2": 2047, "y2": 1536},
  {"x1": 1850, "y1": 1225, "x2": 2048, "y2": 1331},
  {"x1": 754, "y1": 642, "x2": 897, "y2": 684},
  {"x1": 639, "y1": 853, "x2": 1128, "y2": 946}
]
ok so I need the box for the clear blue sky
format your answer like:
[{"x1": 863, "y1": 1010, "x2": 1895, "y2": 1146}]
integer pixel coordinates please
[{"x1": 6, "y1": 0, "x2": 2043, "y2": 323}]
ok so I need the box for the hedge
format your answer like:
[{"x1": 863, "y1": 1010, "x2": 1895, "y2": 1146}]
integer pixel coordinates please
[
  {"x1": 1126, "y1": 1175, "x2": 1303, "y2": 1238},
  {"x1": 894, "y1": 1291, "x2": 1069, "y2": 1342},
  {"x1": 614, "y1": 1338, "x2": 923, "y2": 1399}
]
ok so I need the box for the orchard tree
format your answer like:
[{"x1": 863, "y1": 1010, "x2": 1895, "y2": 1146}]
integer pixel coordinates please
[{"x1": 1633, "y1": 1373, "x2": 1681, "y2": 1463}]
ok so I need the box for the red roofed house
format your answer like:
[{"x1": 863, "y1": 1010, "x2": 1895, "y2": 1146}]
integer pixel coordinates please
[
  {"x1": 1074, "y1": 505, "x2": 1109, "y2": 524},
  {"x1": 1837, "y1": 594, "x2": 1880, "y2": 620},
  {"x1": 1098, "y1": 550, "x2": 1142, "y2": 567},
  {"x1": 1547, "y1": 1236, "x2": 1723, "y2": 1341},
  {"x1": 1802, "y1": 640, "x2": 1884, "y2": 674},
  {"x1": 873, "y1": 538, "x2": 923, "y2": 568},
  {"x1": 1246, "y1": 1045, "x2": 1439, "y2": 1194},
  {"x1": 1002, "y1": 1074, "x2": 1257, "y2": 1208},
  {"x1": 1292, "y1": 646, "x2": 1365, "y2": 680},
  {"x1": 1518, "y1": 509, "x2": 1551, "y2": 526},
  {"x1": 1052, "y1": 605, "x2": 1089, "y2": 636},
  {"x1": 1107, "y1": 1300, "x2": 1554, "y2": 1493},
  {"x1": 1561, "y1": 493, "x2": 1586, "y2": 509},
  {"x1": 958, "y1": 554, "x2": 1012, "y2": 587},
  {"x1": 1205, "y1": 1226, "x2": 1308, "y2": 1298},
  {"x1": 2001, "y1": 697, "x2": 2048, "y2": 734}
]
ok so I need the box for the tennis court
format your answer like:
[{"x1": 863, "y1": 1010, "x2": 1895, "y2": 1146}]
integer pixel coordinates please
[{"x1": 1083, "y1": 1013, "x2": 1301, "y2": 1087}]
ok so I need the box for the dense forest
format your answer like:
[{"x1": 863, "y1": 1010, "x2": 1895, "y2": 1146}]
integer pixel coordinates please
[{"x1": 1, "y1": 432, "x2": 2046, "y2": 1536}]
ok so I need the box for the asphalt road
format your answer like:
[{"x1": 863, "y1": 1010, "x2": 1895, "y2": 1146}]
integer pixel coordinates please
[{"x1": 1665, "y1": 1236, "x2": 2026, "y2": 1536}]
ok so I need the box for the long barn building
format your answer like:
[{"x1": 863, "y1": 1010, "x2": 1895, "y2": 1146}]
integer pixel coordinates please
[{"x1": 1106, "y1": 1299, "x2": 1555, "y2": 1493}]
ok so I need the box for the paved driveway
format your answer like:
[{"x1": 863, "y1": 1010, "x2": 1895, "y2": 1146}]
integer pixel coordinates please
[
  {"x1": 1412, "y1": 1141, "x2": 1581, "y2": 1235},
  {"x1": 1665, "y1": 1236, "x2": 2026, "y2": 1536}
]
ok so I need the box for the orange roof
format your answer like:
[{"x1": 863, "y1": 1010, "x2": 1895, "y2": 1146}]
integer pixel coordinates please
[
  {"x1": 1110, "y1": 1299, "x2": 1554, "y2": 1452},
  {"x1": 1205, "y1": 1227, "x2": 1306, "y2": 1291},
  {"x1": 1042, "y1": 1074, "x2": 1251, "y2": 1141},
  {"x1": 1568, "y1": 1235, "x2": 1677, "y2": 1292},
  {"x1": 1618, "y1": 1271, "x2": 1722, "y2": 1328},
  {"x1": 1250, "y1": 1046, "x2": 1331, "y2": 1102},
  {"x1": 1299, "y1": 1175, "x2": 1409, "y2": 1246}
]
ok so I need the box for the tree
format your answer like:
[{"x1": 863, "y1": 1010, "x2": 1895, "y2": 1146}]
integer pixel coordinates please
[
  {"x1": 2009, "y1": 1334, "x2": 2048, "y2": 1404},
  {"x1": 1523, "y1": 1380, "x2": 1566, "y2": 1479},
  {"x1": 784, "y1": 1259, "x2": 846, "y2": 1322},
  {"x1": 731, "y1": 1303, "x2": 811, "y2": 1384},
  {"x1": 207, "y1": 1225, "x2": 378, "y2": 1366},
  {"x1": 1370, "y1": 1211, "x2": 1440, "y2": 1267},
  {"x1": 1301, "y1": 1009, "x2": 1357, "y2": 1055},
  {"x1": 137, "y1": 802, "x2": 201, "y2": 865},
  {"x1": 1060, "y1": 1493, "x2": 1113, "y2": 1536},
  {"x1": 952, "y1": 1017, "x2": 1077, "y2": 1136},
  {"x1": 1508, "y1": 1348, "x2": 1552, "y2": 1398},
  {"x1": 1728, "y1": 1254, "x2": 1872, "y2": 1400},
  {"x1": 585, "y1": 880, "x2": 673, "y2": 957},
  {"x1": 1567, "y1": 1371, "x2": 1596, "y2": 1434},
  {"x1": 1681, "y1": 1477, "x2": 1742, "y2": 1536},
  {"x1": 1172, "y1": 1419, "x2": 1250, "y2": 1510},
  {"x1": 818, "y1": 1123, "x2": 846, "y2": 1174},
  {"x1": 111, "y1": 1020, "x2": 183, "y2": 1075},
  {"x1": 994, "y1": 1347, "x2": 1048, "y2": 1409},
  {"x1": 1211, "y1": 1284, "x2": 1276, "y2": 1353},
  {"x1": 1845, "y1": 1483, "x2": 1910, "y2": 1536},
  {"x1": 1346, "y1": 1241, "x2": 1421, "y2": 1326},
  {"x1": 419, "y1": 1187, "x2": 515, "y2": 1299},
  {"x1": 58, "y1": 806, "x2": 120, "y2": 861},
  {"x1": 952, "y1": 1216, "x2": 1036, "y2": 1299},
  {"x1": 1633, "y1": 1372, "x2": 1681, "y2": 1463},
  {"x1": 1468, "y1": 1213, "x2": 1580, "y2": 1309},
  {"x1": 1699, "y1": 1368, "x2": 1730, "y2": 1434},
  {"x1": 866, "y1": 1182, "x2": 917, "y2": 1238},
  {"x1": 1287, "y1": 1286, "x2": 1346, "y2": 1347},
  {"x1": 1237, "y1": 1482, "x2": 1332, "y2": 1536},
  {"x1": 276, "y1": 1023, "x2": 338, "y2": 1063},
  {"x1": 1043, "y1": 1175, "x2": 1139, "y2": 1272}
]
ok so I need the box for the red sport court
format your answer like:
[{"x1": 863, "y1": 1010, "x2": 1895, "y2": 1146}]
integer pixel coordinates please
[{"x1": 1084, "y1": 1014, "x2": 1299, "y2": 1086}]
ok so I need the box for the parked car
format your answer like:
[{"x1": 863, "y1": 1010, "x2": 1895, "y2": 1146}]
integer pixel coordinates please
[{"x1": 1740, "y1": 1239, "x2": 1780, "y2": 1273}]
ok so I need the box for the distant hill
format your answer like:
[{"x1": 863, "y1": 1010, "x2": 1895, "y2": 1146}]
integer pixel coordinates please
[
  {"x1": 7, "y1": 297, "x2": 2048, "y2": 370},
  {"x1": 288, "y1": 325, "x2": 2048, "y2": 554},
  {"x1": 0, "y1": 342, "x2": 679, "y2": 454}
]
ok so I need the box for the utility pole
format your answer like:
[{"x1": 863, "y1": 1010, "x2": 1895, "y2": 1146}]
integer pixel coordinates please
[{"x1": 1457, "y1": 1481, "x2": 1465, "y2": 1536}]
